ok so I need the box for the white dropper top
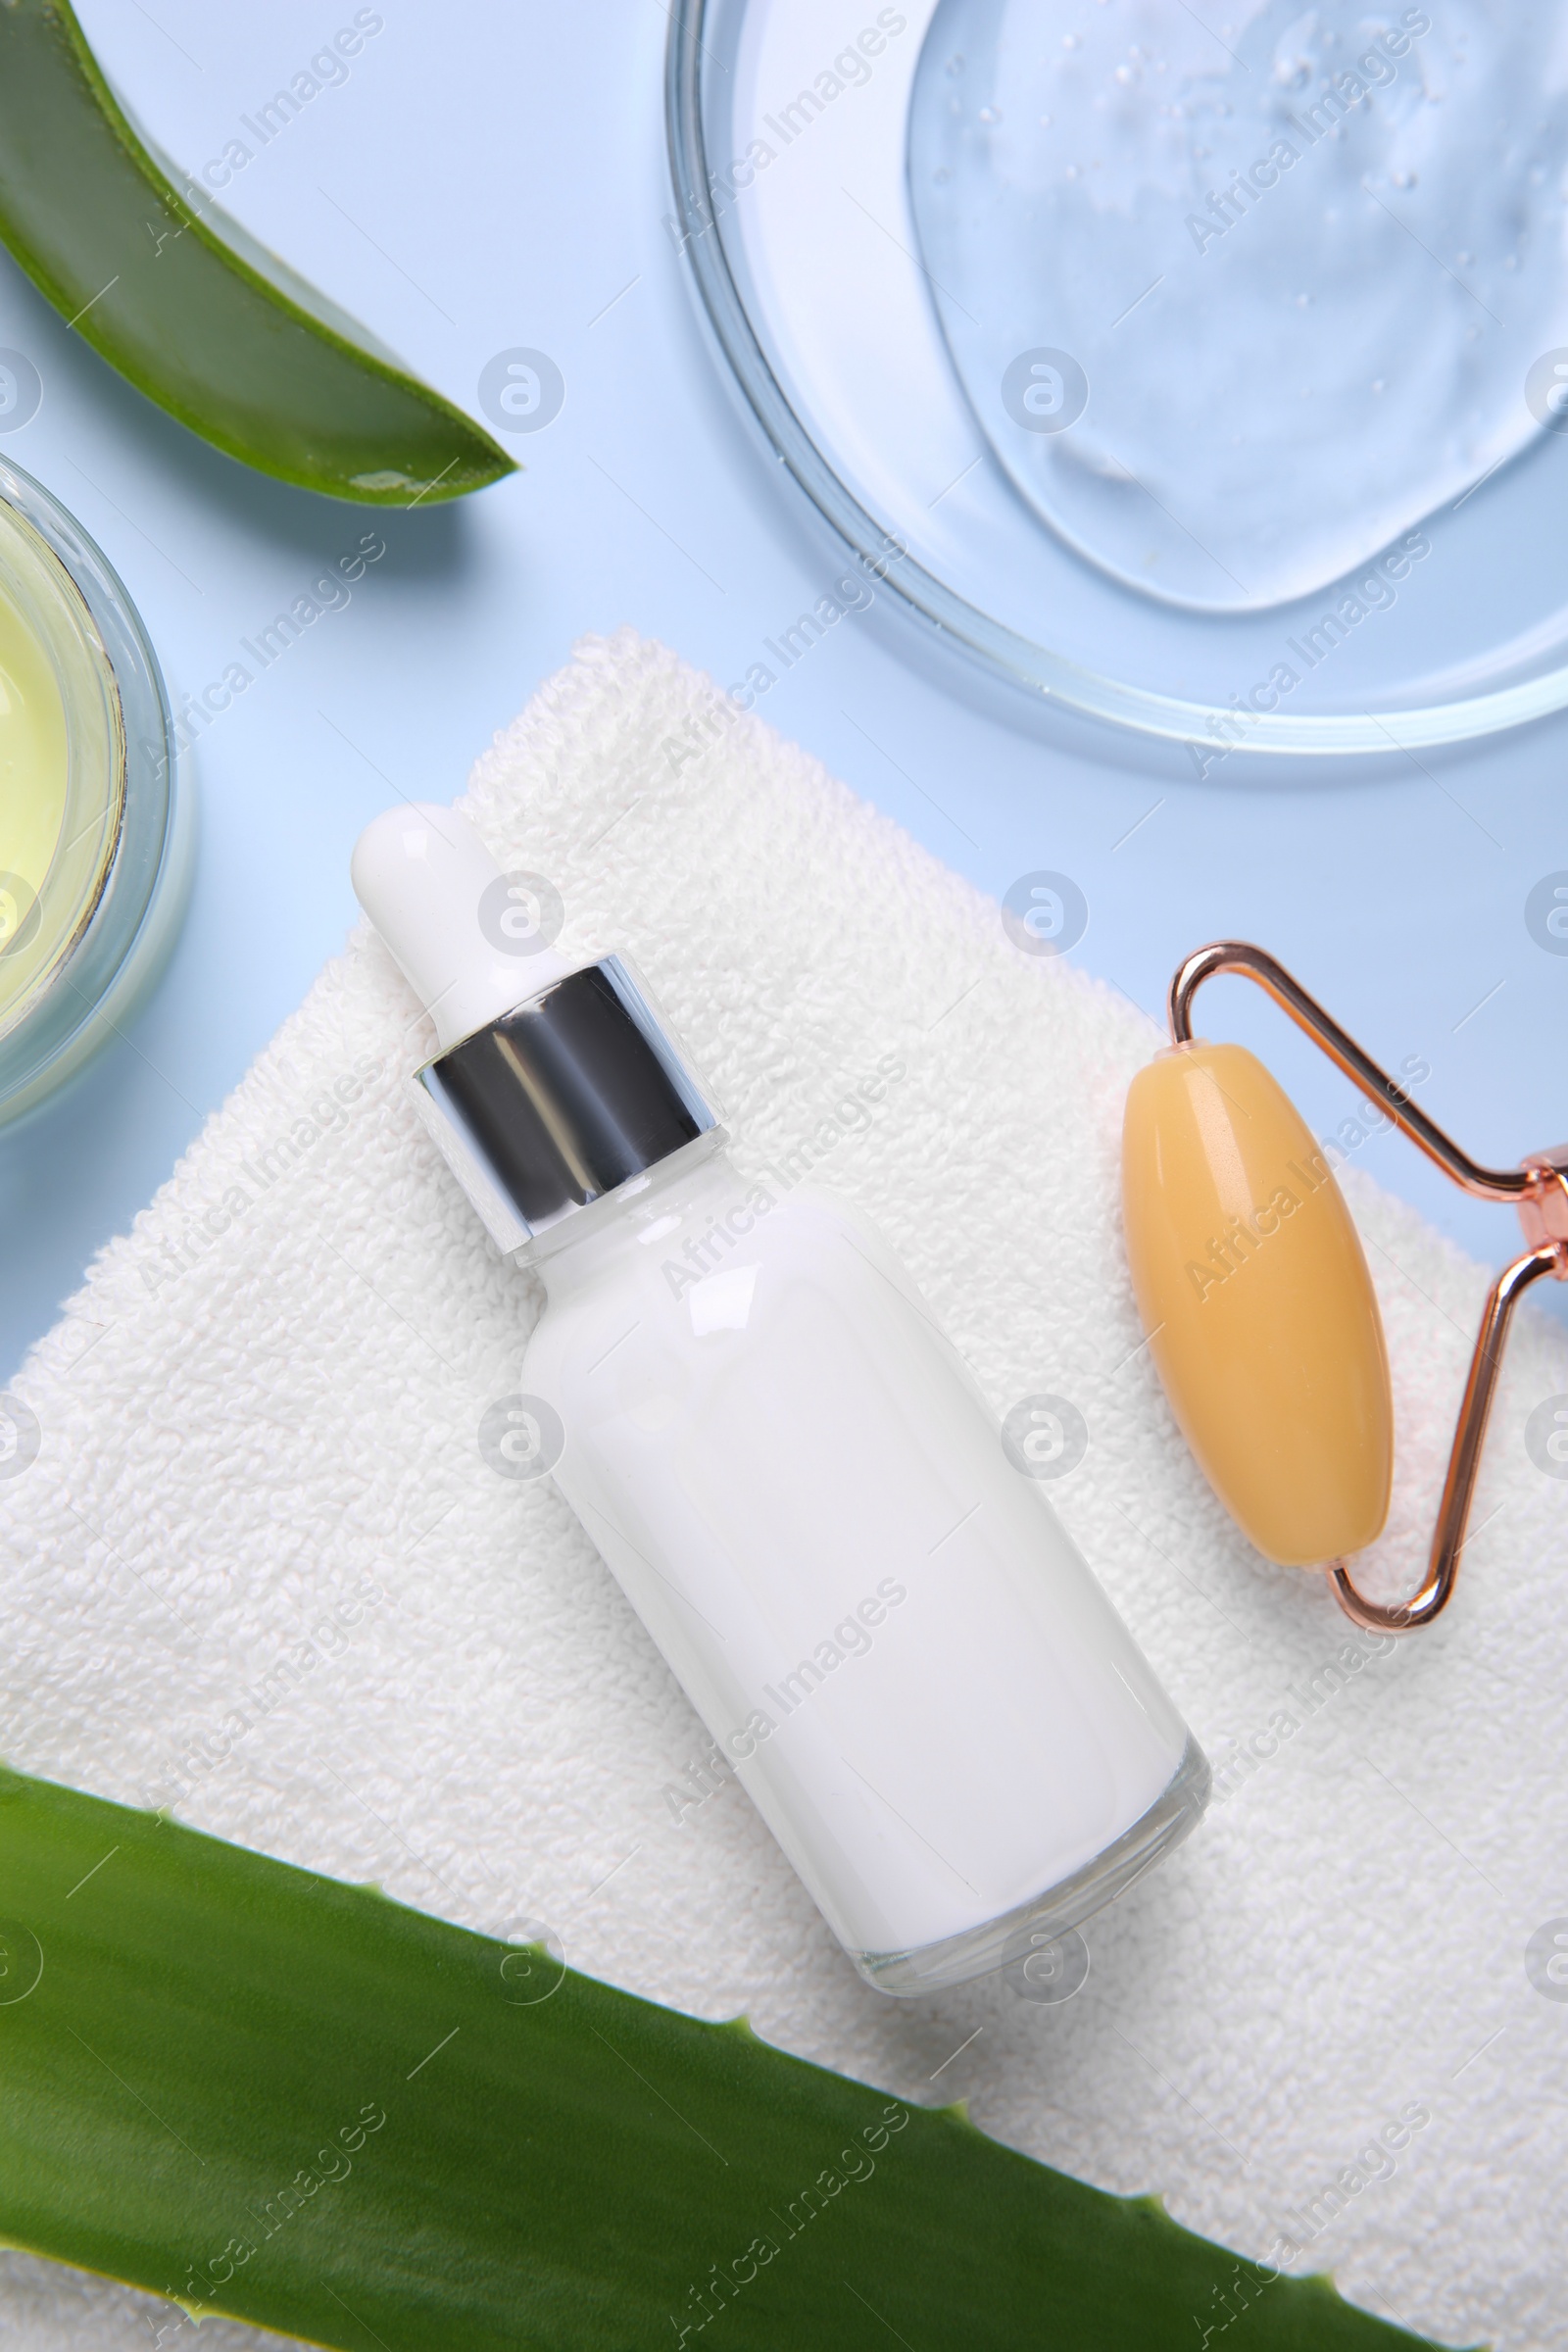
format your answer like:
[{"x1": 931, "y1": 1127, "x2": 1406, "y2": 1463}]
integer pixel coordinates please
[{"x1": 351, "y1": 803, "x2": 577, "y2": 1051}]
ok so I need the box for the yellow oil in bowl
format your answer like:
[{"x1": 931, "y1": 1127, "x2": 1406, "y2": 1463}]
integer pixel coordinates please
[
  {"x1": 0, "y1": 571, "x2": 70, "y2": 1006},
  {"x1": 0, "y1": 462, "x2": 184, "y2": 1121}
]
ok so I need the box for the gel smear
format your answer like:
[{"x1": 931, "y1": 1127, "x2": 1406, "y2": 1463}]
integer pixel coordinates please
[{"x1": 908, "y1": 0, "x2": 1568, "y2": 610}]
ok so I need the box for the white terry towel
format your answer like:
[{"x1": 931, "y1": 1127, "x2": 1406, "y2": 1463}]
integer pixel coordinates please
[{"x1": 3, "y1": 629, "x2": 1565, "y2": 2352}]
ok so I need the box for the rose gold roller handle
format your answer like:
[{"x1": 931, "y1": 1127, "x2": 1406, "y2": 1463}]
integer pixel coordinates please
[
  {"x1": 1330, "y1": 1242, "x2": 1565, "y2": 1631},
  {"x1": 1171, "y1": 942, "x2": 1544, "y2": 1201},
  {"x1": 1166, "y1": 941, "x2": 1568, "y2": 1631}
]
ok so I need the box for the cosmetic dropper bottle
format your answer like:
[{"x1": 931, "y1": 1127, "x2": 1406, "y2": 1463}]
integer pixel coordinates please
[{"x1": 353, "y1": 803, "x2": 1208, "y2": 1995}]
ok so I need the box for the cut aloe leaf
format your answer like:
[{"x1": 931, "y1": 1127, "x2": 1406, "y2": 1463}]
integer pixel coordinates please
[
  {"x1": 0, "y1": 1, "x2": 514, "y2": 504},
  {"x1": 0, "y1": 1767, "x2": 1444, "y2": 2350}
]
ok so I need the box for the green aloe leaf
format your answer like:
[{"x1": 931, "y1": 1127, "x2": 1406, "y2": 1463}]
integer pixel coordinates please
[
  {"x1": 0, "y1": 1, "x2": 514, "y2": 503},
  {"x1": 0, "y1": 1767, "x2": 1446, "y2": 2350}
]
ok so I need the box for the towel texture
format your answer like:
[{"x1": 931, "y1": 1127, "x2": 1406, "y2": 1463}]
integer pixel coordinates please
[{"x1": 2, "y1": 630, "x2": 1564, "y2": 2350}]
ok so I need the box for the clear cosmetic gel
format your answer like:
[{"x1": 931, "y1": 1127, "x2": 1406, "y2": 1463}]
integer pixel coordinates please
[{"x1": 354, "y1": 804, "x2": 1208, "y2": 1994}]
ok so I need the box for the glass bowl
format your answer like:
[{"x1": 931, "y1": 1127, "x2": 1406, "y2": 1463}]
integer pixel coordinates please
[
  {"x1": 665, "y1": 0, "x2": 1568, "y2": 761},
  {"x1": 0, "y1": 457, "x2": 191, "y2": 1125}
]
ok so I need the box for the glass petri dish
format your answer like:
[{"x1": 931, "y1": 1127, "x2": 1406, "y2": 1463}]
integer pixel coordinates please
[
  {"x1": 665, "y1": 0, "x2": 1568, "y2": 760},
  {"x1": 0, "y1": 458, "x2": 190, "y2": 1126}
]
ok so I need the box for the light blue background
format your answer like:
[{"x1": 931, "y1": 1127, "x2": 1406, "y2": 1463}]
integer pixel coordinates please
[{"x1": 2, "y1": 0, "x2": 1566, "y2": 1380}]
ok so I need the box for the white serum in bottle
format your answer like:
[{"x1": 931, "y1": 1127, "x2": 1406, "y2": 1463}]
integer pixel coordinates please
[{"x1": 354, "y1": 804, "x2": 1207, "y2": 1994}]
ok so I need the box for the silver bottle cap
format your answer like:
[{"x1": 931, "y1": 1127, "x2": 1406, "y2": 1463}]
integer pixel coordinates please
[
  {"x1": 412, "y1": 955, "x2": 721, "y2": 1255},
  {"x1": 351, "y1": 804, "x2": 723, "y2": 1255}
]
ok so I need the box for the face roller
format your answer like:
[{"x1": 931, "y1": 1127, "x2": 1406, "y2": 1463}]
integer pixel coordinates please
[{"x1": 1121, "y1": 941, "x2": 1568, "y2": 1632}]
